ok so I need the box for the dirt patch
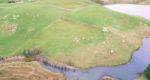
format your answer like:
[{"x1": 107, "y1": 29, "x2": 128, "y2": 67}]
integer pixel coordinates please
[{"x1": 0, "y1": 21, "x2": 17, "y2": 36}]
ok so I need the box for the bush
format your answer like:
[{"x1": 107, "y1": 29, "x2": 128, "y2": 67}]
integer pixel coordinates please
[
  {"x1": 8, "y1": 0, "x2": 16, "y2": 3},
  {"x1": 29, "y1": 48, "x2": 42, "y2": 56},
  {"x1": 144, "y1": 64, "x2": 150, "y2": 79},
  {"x1": 23, "y1": 49, "x2": 30, "y2": 58},
  {"x1": 91, "y1": 0, "x2": 104, "y2": 4},
  {"x1": 23, "y1": 48, "x2": 42, "y2": 57}
]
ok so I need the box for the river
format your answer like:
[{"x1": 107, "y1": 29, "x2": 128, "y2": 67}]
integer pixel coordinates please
[
  {"x1": 42, "y1": 4, "x2": 150, "y2": 80},
  {"x1": 104, "y1": 4, "x2": 150, "y2": 20}
]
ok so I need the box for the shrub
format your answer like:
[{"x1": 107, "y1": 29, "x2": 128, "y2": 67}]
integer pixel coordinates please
[
  {"x1": 23, "y1": 49, "x2": 30, "y2": 58},
  {"x1": 8, "y1": 0, "x2": 16, "y2": 3},
  {"x1": 144, "y1": 64, "x2": 150, "y2": 79},
  {"x1": 29, "y1": 48, "x2": 42, "y2": 56},
  {"x1": 23, "y1": 48, "x2": 42, "y2": 58}
]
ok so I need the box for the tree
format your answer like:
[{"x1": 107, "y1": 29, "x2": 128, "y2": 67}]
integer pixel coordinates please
[{"x1": 144, "y1": 64, "x2": 150, "y2": 79}]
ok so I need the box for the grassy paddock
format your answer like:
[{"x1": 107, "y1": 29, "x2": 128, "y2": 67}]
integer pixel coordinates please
[
  {"x1": 66, "y1": 4, "x2": 150, "y2": 31},
  {"x1": 0, "y1": 2, "x2": 64, "y2": 56},
  {"x1": 0, "y1": 0, "x2": 150, "y2": 68}
]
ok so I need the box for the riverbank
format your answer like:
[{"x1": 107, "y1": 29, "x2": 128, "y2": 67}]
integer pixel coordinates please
[
  {"x1": 103, "y1": 4, "x2": 150, "y2": 80},
  {"x1": 0, "y1": 55, "x2": 66, "y2": 80},
  {"x1": 93, "y1": 0, "x2": 150, "y2": 4},
  {"x1": 104, "y1": 4, "x2": 150, "y2": 20},
  {"x1": 63, "y1": 38, "x2": 150, "y2": 80},
  {"x1": 0, "y1": 42, "x2": 150, "y2": 80},
  {"x1": 138, "y1": 74, "x2": 148, "y2": 80}
]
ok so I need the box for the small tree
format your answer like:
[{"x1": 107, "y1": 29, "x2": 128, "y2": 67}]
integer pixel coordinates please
[
  {"x1": 23, "y1": 48, "x2": 42, "y2": 58},
  {"x1": 144, "y1": 64, "x2": 150, "y2": 79},
  {"x1": 23, "y1": 49, "x2": 30, "y2": 58}
]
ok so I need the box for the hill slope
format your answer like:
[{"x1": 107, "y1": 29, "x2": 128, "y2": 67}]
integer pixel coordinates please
[{"x1": 0, "y1": 0, "x2": 150, "y2": 68}]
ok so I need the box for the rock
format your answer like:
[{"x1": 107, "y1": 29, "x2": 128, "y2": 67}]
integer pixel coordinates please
[
  {"x1": 81, "y1": 37, "x2": 85, "y2": 40},
  {"x1": 12, "y1": 14, "x2": 20, "y2": 20},
  {"x1": 144, "y1": 24, "x2": 148, "y2": 27},
  {"x1": 110, "y1": 50, "x2": 114, "y2": 54},
  {"x1": 101, "y1": 76, "x2": 118, "y2": 80},
  {"x1": 1, "y1": 15, "x2": 9, "y2": 20},
  {"x1": 102, "y1": 27, "x2": 109, "y2": 33},
  {"x1": 36, "y1": 14, "x2": 40, "y2": 17},
  {"x1": 103, "y1": 41, "x2": 106, "y2": 44},
  {"x1": 122, "y1": 40, "x2": 126, "y2": 43},
  {"x1": 73, "y1": 37, "x2": 80, "y2": 43}
]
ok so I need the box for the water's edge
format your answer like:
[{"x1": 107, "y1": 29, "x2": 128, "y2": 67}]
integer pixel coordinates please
[
  {"x1": 104, "y1": 4, "x2": 150, "y2": 20},
  {"x1": 42, "y1": 38, "x2": 150, "y2": 80},
  {"x1": 41, "y1": 4, "x2": 150, "y2": 80}
]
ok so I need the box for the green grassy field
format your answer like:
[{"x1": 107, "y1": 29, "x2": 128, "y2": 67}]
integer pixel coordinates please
[
  {"x1": 0, "y1": 0, "x2": 150, "y2": 68},
  {"x1": 144, "y1": 0, "x2": 150, "y2": 4},
  {"x1": 0, "y1": 1, "x2": 65, "y2": 55}
]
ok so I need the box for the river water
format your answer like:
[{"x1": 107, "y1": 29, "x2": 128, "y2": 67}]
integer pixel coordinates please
[
  {"x1": 104, "y1": 4, "x2": 150, "y2": 20},
  {"x1": 42, "y1": 4, "x2": 150, "y2": 80}
]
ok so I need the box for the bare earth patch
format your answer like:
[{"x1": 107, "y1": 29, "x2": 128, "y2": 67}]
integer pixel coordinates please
[{"x1": 0, "y1": 21, "x2": 17, "y2": 36}]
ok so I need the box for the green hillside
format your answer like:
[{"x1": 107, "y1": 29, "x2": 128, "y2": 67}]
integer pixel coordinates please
[
  {"x1": 0, "y1": 0, "x2": 150, "y2": 68},
  {"x1": 144, "y1": 0, "x2": 150, "y2": 4}
]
